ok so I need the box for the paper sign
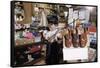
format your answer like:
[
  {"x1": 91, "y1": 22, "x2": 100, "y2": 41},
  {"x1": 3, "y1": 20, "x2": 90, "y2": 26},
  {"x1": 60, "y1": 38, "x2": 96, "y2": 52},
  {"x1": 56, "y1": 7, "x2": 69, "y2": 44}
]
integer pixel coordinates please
[
  {"x1": 79, "y1": 10, "x2": 86, "y2": 20},
  {"x1": 63, "y1": 48, "x2": 88, "y2": 60},
  {"x1": 73, "y1": 10, "x2": 78, "y2": 20}
]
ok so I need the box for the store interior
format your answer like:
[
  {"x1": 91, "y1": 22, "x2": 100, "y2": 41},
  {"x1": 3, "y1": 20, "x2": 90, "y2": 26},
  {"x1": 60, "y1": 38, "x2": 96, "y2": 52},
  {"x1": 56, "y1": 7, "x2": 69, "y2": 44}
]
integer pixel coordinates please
[{"x1": 13, "y1": 1, "x2": 97, "y2": 66}]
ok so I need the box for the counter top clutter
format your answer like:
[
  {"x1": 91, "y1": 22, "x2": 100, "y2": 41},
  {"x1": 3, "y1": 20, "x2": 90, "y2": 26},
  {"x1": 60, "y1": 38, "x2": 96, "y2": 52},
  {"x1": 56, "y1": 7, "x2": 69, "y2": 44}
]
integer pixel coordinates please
[
  {"x1": 14, "y1": 23, "x2": 45, "y2": 66},
  {"x1": 14, "y1": 44, "x2": 44, "y2": 66},
  {"x1": 15, "y1": 23, "x2": 30, "y2": 30},
  {"x1": 15, "y1": 23, "x2": 42, "y2": 47},
  {"x1": 15, "y1": 38, "x2": 34, "y2": 46}
]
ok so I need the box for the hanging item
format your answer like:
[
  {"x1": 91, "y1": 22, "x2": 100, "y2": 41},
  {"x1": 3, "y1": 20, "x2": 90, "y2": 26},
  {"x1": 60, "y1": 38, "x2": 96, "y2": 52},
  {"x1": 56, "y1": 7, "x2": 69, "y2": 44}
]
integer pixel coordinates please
[{"x1": 39, "y1": 8, "x2": 48, "y2": 26}]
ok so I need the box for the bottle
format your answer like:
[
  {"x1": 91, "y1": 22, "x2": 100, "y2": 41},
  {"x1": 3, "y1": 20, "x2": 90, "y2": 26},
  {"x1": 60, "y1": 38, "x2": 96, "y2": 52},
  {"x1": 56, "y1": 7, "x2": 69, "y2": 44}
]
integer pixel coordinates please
[
  {"x1": 65, "y1": 29, "x2": 72, "y2": 48},
  {"x1": 72, "y1": 29, "x2": 79, "y2": 48}
]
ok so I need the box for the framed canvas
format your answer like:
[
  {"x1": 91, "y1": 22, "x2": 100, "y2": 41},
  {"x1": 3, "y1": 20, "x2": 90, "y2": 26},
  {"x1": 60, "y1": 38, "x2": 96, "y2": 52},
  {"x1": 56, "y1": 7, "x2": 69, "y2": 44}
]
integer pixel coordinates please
[{"x1": 11, "y1": 1, "x2": 98, "y2": 67}]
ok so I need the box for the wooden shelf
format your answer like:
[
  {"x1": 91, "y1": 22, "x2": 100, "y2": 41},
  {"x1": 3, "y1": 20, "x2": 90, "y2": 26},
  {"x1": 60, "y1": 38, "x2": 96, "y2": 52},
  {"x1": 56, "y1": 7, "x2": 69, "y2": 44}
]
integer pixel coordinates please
[
  {"x1": 15, "y1": 28, "x2": 30, "y2": 32},
  {"x1": 23, "y1": 55, "x2": 45, "y2": 66},
  {"x1": 13, "y1": 55, "x2": 45, "y2": 67},
  {"x1": 15, "y1": 41, "x2": 45, "y2": 48},
  {"x1": 16, "y1": 4, "x2": 23, "y2": 7}
]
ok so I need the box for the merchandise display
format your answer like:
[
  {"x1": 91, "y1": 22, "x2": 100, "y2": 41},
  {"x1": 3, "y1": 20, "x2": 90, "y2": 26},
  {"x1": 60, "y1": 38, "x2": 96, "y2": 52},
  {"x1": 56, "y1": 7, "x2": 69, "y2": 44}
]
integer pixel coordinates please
[{"x1": 11, "y1": 1, "x2": 97, "y2": 67}]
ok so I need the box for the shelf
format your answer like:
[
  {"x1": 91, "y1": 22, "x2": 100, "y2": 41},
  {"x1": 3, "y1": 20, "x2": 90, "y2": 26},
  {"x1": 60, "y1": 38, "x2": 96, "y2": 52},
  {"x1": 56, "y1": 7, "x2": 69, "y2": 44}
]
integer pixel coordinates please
[
  {"x1": 15, "y1": 28, "x2": 30, "y2": 32},
  {"x1": 13, "y1": 55, "x2": 45, "y2": 67},
  {"x1": 15, "y1": 2, "x2": 23, "y2": 7},
  {"x1": 23, "y1": 55, "x2": 45, "y2": 66},
  {"x1": 15, "y1": 41, "x2": 45, "y2": 48},
  {"x1": 15, "y1": 26, "x2": 49, "y2": 32}
]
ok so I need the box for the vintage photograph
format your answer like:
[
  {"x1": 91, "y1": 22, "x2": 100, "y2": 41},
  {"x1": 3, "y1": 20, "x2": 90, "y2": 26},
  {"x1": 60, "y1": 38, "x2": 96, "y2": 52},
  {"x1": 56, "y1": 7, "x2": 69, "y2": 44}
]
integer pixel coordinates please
[{"x1": 11, "y1": 1, "x2": 97, "y2": 67}]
